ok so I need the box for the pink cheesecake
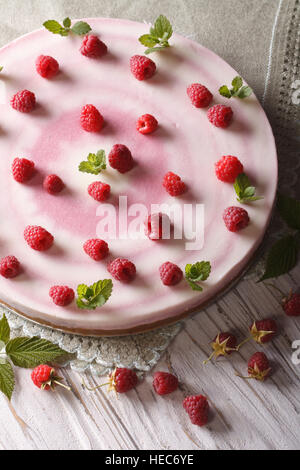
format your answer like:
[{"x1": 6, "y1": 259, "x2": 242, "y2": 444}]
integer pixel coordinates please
[{"x1": 0, "y1": 18, "x2": 277, "y2": 335}]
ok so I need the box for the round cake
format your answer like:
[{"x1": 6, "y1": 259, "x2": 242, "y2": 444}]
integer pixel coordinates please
[{"x1": 0, "y1": 18, "x2": 277, "y2": 336}]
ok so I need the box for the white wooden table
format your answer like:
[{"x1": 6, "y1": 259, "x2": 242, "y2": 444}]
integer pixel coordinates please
[{"x1": 0, "y1": 0, "x2": 299, "y2": 451}]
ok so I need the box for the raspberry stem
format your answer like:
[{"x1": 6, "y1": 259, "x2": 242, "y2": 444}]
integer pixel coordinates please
[
  {"x1": 81, "y1": 378, "x2": 110, "y2": 392},
  {"x1": 53, "y1": 380, "x2": 71, "y2": 391}
]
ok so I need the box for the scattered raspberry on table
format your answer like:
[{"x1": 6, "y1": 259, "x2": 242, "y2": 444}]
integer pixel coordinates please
[
  {"x1": 109, "y1": 368, "x2": 138, "y2": 393},
  {"x1": 187, "y1": 83, "x2": 213, "y2": 108},
  {"x1": 246, "y1": 352, "x2": 271, "y2": 381},
  {"x1": 11, "y1": 89, "x2": 36, "y2": 113},
  {"x1": 80, "y1": 35, "x2": 108, "y2": 58},
  {"x1": 12, "y1": 157, "x2": 35, "y2": 183},
  {"x1": 183, "y1": 395, "x2": 209, "y2": 426},
  {"x1": 215, "y1": 155, "x2": 244, "y2": 183},
  {"x1": 80, "y1": 104, "x2": 104, "y2": 132},
  {"x1": 130, "y1": 55, "x2": 156, "y2": 80},
  {"x1": 208, "y1": 104, "x2": 233, "y2": 128},
  {"x1": 49, "y1": 285, "x2": 75, "y2": 307},
  {"x1": 250, "y1": 319, "x2": 277, "y2": 343},
  {"x1": 0, "y1": 255, "x2": 21, "y2": 279},
  {"x1": 223, "y1": 206, "x2": 250, "y2": 232},
  {"x1": 283, "y1": 293, "x2": 300, "y2": 317},
  {"x1": 31, "y1": 365, "x2": 70, "y2": 391},
  {"x1": 153, "y1": 371, "x2": 179, "y2": 395},
  {"x1": 108, "y1": 258, "x2": 136, "y2": 282},
  {"x1": 36, "y1": 55, "x2": 59, "y2": 78}
]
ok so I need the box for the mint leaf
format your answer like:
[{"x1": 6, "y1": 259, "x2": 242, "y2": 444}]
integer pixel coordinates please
[
  {"x1": 6, "y1": 337, "x2": 68, "y2": 368},
  {"x1": 219, "y1": 85, "x2": 231, "y2": 98},
  {"x1": 63, "y1": 17, "x2": 71, "y2": 28},
  {"x1": 79, "y1": 150, "x2": 106, "y2": 175},
  {"x1": 43, "y1": 20, "x2": 68, "y2": 36},
  {"x1": 259, "y1": 235, "x2": 299, "y2": 281},
  {"x1": 139, "y1": 15, "x2": 173, "y2": 54},
  {"x1": 71, "y1": 21, "x2": 91, "y2": 35},
  {"x1": 185, "y1": 261, "x2": 211, "y2": 291},
  {"x1": 76, "y1": 279, "x2": 113, "y2": 310},
  {"x1": 234, "y1": 173, "x2": 263, "y2": 203},
  {"x1": 238, "y1": 86, "x2": 252, "y2": 98},
  {"x1": 139, "y1": 34, "x2": 160, "y2": 47},
  {"x1": 0, "y1": 361, "x2": 14, "y2": 400},
  {"x1": 0, "y1": 66, "x2": 3, "y2": 73},
  {"x1": 0, "y1": 315, "x2": 10, "y2": 344},
  {"x1": 277, "y1": 193, "x2": 300, "y2": 230},
  {"x1": 232, "y1": 76, "x2": 243, "y2": 92},
  {"x1": 219, "y1": 76, "x2": 252, "y2": 99}
]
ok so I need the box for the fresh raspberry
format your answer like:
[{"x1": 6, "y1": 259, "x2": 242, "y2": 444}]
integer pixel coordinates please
[
  {"x1": 145, "y1": 213, "x2": 170, "y2": 240},
  {"x1": 36, "y1": 55, "x2": 59, "y2": 78},
  {"x1": 215, "y1": 155, "x2": 244, "y2": 183},
  {"x1": 130, "y1": 55, "x2": 156, "y2": 81},
  {"x1": 12, "y1": 158, "x2": 35, "y2": 183},
  {"x1": 159, "y1": 262, "x2": 183, "y2": 286},
  {"x1": 136, "y1": 114, "x2": 158, "y2": 134},
  {"x1": 283, "y1": 293, "x2": 300, "y2": 317},
  {"x1": 108, "y1": 258, "x2": 136, "y2": 282},
  {"x1": 110, "y1": 368, "x2": 138, "y2": 393},
  {"x1": 207, "y1": 104, "x2": 233, "y2": 128},
  {"x1": 80, "y1": 34, "x2": 108, "y2": 58},
  {"x1": 31, "y1": 365, "x2": 69, "y2": 391},
  {"x1": 11, "y1": 89, "x2": 36, "y2": 113},
  {"x1": 153, "y1": 372, "x2": 178, "y2": 395},
  {"x1": 247, "y1": 352, "x2": 271, "y2": 381},
  {"x1": 250, "y1": 319, "x2": 277, "y2": 344},
  {"x1": 83, "y1": 239, "x2": 109, "y2": 261},
  {"x1": 24, "y1": 225, "x2": 54, "y2": 251},
  {"x1": 43, "y1": 174, "x2": 64, "y2": 194},
  {"x1": 80, "y1": 104, "x2": 104, "y2": 132},
  {"x1": 163, "y1": 172, "x2": 186, "y2": 197},
  {"x1": 88, "y1": 181, "x2": 111, "y2": 202},
  {"x1": 223, "y1": 206, "x2": 250, "y2": 232},
  {"x1": 204, "y1": 332, "x2": 237, "y2": 364},
  {"x1": 187, "y1": 83, "x2": 213, "y2": 108},
  {"x1": 183, "y1": 395, "x2": 209, "y2": 427},
  {"x1": 49, "y1": 285, "x2": 75, "y2": 306},
  {"x1": 108, "y1": 144, "x2": 134, "y2": 173},
  {"x1": 0, "y1": 255, "x2": 21, "y2": 279}
]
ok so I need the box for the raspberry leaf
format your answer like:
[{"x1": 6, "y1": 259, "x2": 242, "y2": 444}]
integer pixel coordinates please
[
  {"x1": 0, "y1": 314, "x2": 10, "y2": 344},
  {"x1": 259, "y1": 235, "x2": 299, "y2": 281},
  {"x1": 219, "y1": 76, "x2": 252, "y2": 99},
  {"x1": 71, "y1": 21, "x2": 92, "y2": 35},
  {"x1": 139, "y1": 15, "x2": 173, "y2": 54},
  {"x1": 0, "y1": 361, "x2": 15, "y2": 400},
  {"x1": 277, "y1": 193, "x2": 300, "y2": 230},
  {"x1": 234, "y1": 173, "x2": 263, "y2": 203},
  {"x1": 5, "y1": 337, "x2": 68, "y2": 368},
  {"x1": 76, "y1": 279, "x2": 113, "y2": 310},
  {"x1": 79, "y1": 150, "x2": 106, "y2": 175},
  {"x1": 185, "y1": 261, "x2": 211, "y2": 291}
]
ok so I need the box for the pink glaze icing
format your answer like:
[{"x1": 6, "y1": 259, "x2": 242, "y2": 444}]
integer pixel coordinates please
[{"x1": 0, "y1": 18, "x2": 277, "y2": 334}]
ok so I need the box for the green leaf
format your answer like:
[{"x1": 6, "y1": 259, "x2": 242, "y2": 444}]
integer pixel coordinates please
[
  {"x1": 79, "y1": 150, "x2": 106, "y2": 175},
  {"x1": 63, "y1": 17, "x2": 71, "y2": 28},
  {"x1": 152, "y1": 15, "x2": 173, "y2": 40},
  {"x1": 238, "y1": 85, "x2": 252, "y2": 98},
  {"x1": 43, "y1": 20, "x2": 67, "y2": 36},
  {"x1": 186, "y1": 280, "x2": 203, "y2": 291},
  {"x1": 232, "y1": 76, "x2": 243, "y2": 92},
  {"x1": 0, "y1": 361, "x2": 14, "y2": 400},
  {"x1": 259, "y1": 235, "x2": 299, "y2": 281},
  {"x1": 0, "y1": 66, "x2": 3, "y2": 73},
  {"x1": 0, "y1": 315, "x2": 10, "y2": 344},
  {"x1": 6, "y1": 337, "x2": 68, "y2": 368},
  {"x1": 234, "y1": 173, "x2": 263, "y2": 204},
  {"x1": 145, "y1": 45, "x2": 169, "y2": 54},
  {"x1": 71, "y1": 21, "x2": 91, "y2": 35},
  {"x1": 185, "y1": 261, "x2": 211, "y2": 291},
  {"x1": 76, "y1": 279, "x2": 113, "y2": 310},
  {"x1": 277, "y1": 193, "x2": 300, "y2": 230},
  {"x1": 219, "y1": 85, "x2": 232, "y2": 98},
  {"x1": 139, "y1": 34, "x2": 159, "y2": 47}
]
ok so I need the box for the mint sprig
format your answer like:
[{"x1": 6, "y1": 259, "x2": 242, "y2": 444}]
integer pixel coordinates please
[
  {"x1": 259, "y1": 193, "x2": 300, "y2": 281},
  {"x1": 79, "y1": 150, "x2": 106, "y2": 175},
  {"x1": 219, "y1": 76, "x2": 252, "y2": 99},
  {"x1": 76, "y1": 279, "x2": 113, "y2": 310},
  {"x1": 234, "y1": 173, "x2": 263, "y2": 204},
  {"x1": 185, "y1": 261, "x2": 211, "y2": 291},
  {"x1": 43, "y1": 18, "x2": 91, "y2": 36},
  {"x1": 139, "y1": 15, "x2": 173, "y2": 54},
  {"x1": 0, "y1": 314, "x2": 68, "y2": 400}
]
